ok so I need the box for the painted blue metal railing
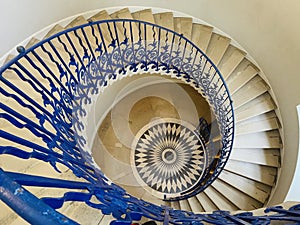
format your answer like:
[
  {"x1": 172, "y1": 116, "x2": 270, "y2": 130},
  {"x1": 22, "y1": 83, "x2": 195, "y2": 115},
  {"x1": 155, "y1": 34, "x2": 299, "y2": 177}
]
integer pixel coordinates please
[{"x1": 0, "y1": 19, "x2": 298, "y2": 224}]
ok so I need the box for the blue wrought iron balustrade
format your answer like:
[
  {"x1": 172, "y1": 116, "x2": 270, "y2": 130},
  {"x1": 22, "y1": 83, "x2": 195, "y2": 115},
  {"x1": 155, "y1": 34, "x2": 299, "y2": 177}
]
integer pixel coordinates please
[{"x1": 0, "y1": 19, "x2": 295, "y2": 224}]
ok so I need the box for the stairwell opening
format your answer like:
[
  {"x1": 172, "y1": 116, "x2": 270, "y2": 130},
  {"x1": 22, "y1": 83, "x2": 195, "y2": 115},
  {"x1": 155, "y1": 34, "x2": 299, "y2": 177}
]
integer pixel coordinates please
[{"x1": 90, "y1": 73, "x2": 224, "y2": 206}]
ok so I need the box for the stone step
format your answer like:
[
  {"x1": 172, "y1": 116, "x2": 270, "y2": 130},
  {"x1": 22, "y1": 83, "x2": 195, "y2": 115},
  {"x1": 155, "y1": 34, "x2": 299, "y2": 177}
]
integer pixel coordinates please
[
  {"x1": 44, "y1": 24, "x2": 65, "y2": 39},
  {"x1": 226, "y1": 59, "x2": 258, "y2": 94},
  {"x1": 230, "y1": 148, "x2": 280, "y2": 167},
  {"x1": 206, "y1": 33, "x2": 231, "y2": 65},
  {"x1": 188, "y1": 196, "x2": 204, "y2": 213},
  {"x1": 225, "y1": 159, "x2": 277, "y2": 186},
  {"x1": 204, "y1": 186, "x2": 238, "y2": 211},
  {"x1": 232, "y1": 75, "x2": 269, "y2": 109},
  {"x1": 191, "y1": 24, "x2": 213, "y2": 53},
  {"x1": 110, "y1": 8, "x2": 138, "y2": 41},
  {"x1": 89, "y1": 10, "x2": 111, "y2": 22},
  {"x1": 89, "y1": 10, "x2": 120, "y2": 49},
  {"x1": 132, "y1": 9, "x2": 155, "y2": 23},
  {"x1": 174, "y1": 17, "x2": 193, "y2": 39},
  {"x1": 218, "y1": 45, "x2": 246, "y2": 79},
  {"x1": 236, "y1": 111, "x2": 279, "y2": 135},
  {"x1": 218, "y1": 170, "x2": 271, "y2": 203},
  {"x1": 99, "y1": 215, "x2": 115, "y2": 225},
  {"x1": 235, "y1": 93, "x2": 276, "y2": 122},
  {"x1": 212, "y1": 178, "x2": 263, "y2": 210},
  {"x1": 25, "y1": 37, "x2": 41, "y2": 49},
  {"x1": 153, "y1": 12, "x2": 174, "y2": 30},
  {"x1": 233, "y1": 130, "x2": 282, "y2": 149},
  {"x1": 179, "y1": 199, "x2": 191, "y2": 211},
  {"x1": 45, "y1": 28, "x2": 86, "y2": 59},
  {"x1": 61, "y1": 202, "x2": 104, "y2": 225},
  {"x1": 196, "y1": 192, "x2": 218, "y2": 212},
  {"x1": 132, "y1": 9, "x2": 156, "y2": 41},
  {"x1": 64, "y1": 15, "x2": 99, "y2": 51}
]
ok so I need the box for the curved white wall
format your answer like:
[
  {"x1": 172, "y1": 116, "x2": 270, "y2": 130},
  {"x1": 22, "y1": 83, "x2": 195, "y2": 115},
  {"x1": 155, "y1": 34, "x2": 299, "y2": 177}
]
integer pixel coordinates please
[
  {"x1": 286, "y1": 105, "x2": 300, "y2": 201},
  {"x1": 1, "y1": 0, "x2": 300, "y2": 204}
]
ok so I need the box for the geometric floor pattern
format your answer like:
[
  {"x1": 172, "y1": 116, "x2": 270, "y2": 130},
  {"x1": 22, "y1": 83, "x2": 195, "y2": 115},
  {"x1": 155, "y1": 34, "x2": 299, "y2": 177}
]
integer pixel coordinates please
[{"x1": 131, "y1": 118, "x2": 207, "y2": 199}]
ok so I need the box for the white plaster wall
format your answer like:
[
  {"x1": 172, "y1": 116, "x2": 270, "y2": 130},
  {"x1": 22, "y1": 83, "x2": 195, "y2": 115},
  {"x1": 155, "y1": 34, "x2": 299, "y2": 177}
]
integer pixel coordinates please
[
  {"x1": 0, "y1": 0, "x2": 299, "y2": 204},
  {"x1": 286, "y1": 105, "x2": 300, "y2": 201}
]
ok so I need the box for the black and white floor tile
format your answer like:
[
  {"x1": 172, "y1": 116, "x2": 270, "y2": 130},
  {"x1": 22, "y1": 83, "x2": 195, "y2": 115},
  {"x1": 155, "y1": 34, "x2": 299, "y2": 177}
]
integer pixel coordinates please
[{"x1": 131, "y1": 118, "x2": 207, "y2": 199}]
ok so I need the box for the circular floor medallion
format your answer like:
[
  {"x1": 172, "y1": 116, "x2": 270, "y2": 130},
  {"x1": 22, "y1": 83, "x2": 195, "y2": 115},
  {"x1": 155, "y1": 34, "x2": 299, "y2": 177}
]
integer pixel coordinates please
[{"x1": 131, "y1": 118, "x2": 207, "y2": 199}]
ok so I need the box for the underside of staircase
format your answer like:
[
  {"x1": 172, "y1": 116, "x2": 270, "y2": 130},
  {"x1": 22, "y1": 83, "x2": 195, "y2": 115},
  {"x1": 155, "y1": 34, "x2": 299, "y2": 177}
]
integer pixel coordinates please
[{"x1": 0, "y1": 6, "x2": 297, "y2": 225}]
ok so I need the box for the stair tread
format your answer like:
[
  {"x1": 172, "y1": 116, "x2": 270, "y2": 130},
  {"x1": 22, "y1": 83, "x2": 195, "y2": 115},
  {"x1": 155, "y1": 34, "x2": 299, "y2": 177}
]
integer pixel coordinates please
[
  {"x1": 226, "y1": 59, "x2": 259, "y2": 94},
  {"x1": 0, "y1": 83, "x2": 52, "y2": 113},
  {"x1": 44, "y1": 24, "x2": 65, "y2": 39},
  {"x1": 219, "y1": 170, "x2": 271, "y2": 203},
  {"x1": 0, "y1": 121, "x2": 52, "y2": 145},
  {"x1": 24, "y1": 51, "x2": 63, "y2": 74},
  {"x1": 232, "y1": 76, "x2": 269, "y2": 109},
  {"x1": 25, "y1": 37, "x2": 41, "y2": 49},
  {"x1": 142, "y1": 191, "x2": 164, "y2": 206},
  {"x1": 1, "y1": 72, "x2": 67, "y2": 119},
  {"x1": 188, "y1": 196, "x2": 204, "y2": 213},
  {"x1": 196, "y1": 192, "x2": 218, "y2": 212},
  {"x1": 191, "y1": 24, "x2": 213, "y2": 53},
  {"x1": 117, "y1": 185, "x2": 146, "y2": 198},
  {"x1": 99, "y1": 215, "x2": 115, "y2": 224},
  {"x1": 65, "y1": 16, "x2": 102, "y2": 51},
  {"x1": 225, "y1": 159, "x2": 277, "y2": 186},
  {"x1": 235, "y1": 93, "x2": 276, "y2": 122},
  {"x1": 206, "y1": 33, "x2": 231, "y2": 65},
  {"x1": 0, "y1": 156, "x2": 42, "y2": 175},
  {"x1": 179, "y1": 199, "x2": 191, "y2": 211},
  {"x1": 204, "y1": 186, "x2": 238, "y2": 211},
  {"x1": 88, "y1": 15, "x2": 123, "y2": 49},
  {"x1": 218, "y1": 45, "x2": 246, "y2": 79},
  {"x1": 132, "y1": 8, "x2": 155, "y2": 23},
  {"x1": 236, "y1": 111, "x2": 279, "y2": 135},
  {"x1": 89, "y1": 10, "x2": 111, "y2": 21},
  {"x1": 113, "y1": 171, "x2": 141, "y2": 187},
  {"x1": 110, "y1": 8, "x2": 138, "y2": 42},
  {"x1": 233, "y1": 130, "x2": 282, "y2": 149},
  {"x1": 65, "y1": 16, "x2": 87, "y2": 29},
  {"x1": 0, "y1": 97, "x2": 44, "y2": 122},
  {"x1": 230, "y1": 147, "x2": 280, "y2": 167},
  {"x1": 62, "y1": 202, "x2": 104, "y2": 225},
  {"x1": 212, "y1": 179, "x2": 263, "y2": 210},
  {"x1": 31, "y1": 41, "x2": 71, "y2": 65},
  {"x1": 54, "y1": 20, "x2": 95, "y2": 57},
  {"x1": 2, "y1": 210, "x2": 29, "y2": 225},
  {"x1": 239, "y1": 110, "x2": 277, "y2": 122},
  {"x1": 1, "y1": 72, "x2": 47, "y2": 89},
  {"x1": 153, "y1": 12, "x2": 174, "y2": 30},
  {"x1": 174, "y1": 17, "x2": 193, "y2": 39},
  {"x1": 92, "y1": 141, "x2": 132, "y2": 182},
  {"x1": 0, "y1": 201, "x2": 23, "y2": 224},
  {"x1": 110, "y1": 8, "x2": 132, "y2": 19},
  {"x1": 132, "y1": 9, "x2": 156, "y2": 41},
  {"x1": 5, "y1": 56, "x2": 60, "y2": 84},
  {"x1": 1, "y1": 170, "x2": 78, "y2": 224},
  {"x1": 43, "y1": 34, "x2": 86, "y2": 63}
]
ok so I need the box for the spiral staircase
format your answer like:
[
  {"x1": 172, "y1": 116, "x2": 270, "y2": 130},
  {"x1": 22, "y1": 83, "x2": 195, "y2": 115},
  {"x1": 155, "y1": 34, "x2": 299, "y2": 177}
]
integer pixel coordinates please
[{"x1": 0, "y1": 7, "x2": 299, "y2": 225}]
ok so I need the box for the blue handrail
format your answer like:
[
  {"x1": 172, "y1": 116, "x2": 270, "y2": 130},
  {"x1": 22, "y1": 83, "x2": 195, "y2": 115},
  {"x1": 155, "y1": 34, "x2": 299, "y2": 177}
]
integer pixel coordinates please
[{"x1": 0, "y1": 18, "x2": 297, "y2": 224}]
